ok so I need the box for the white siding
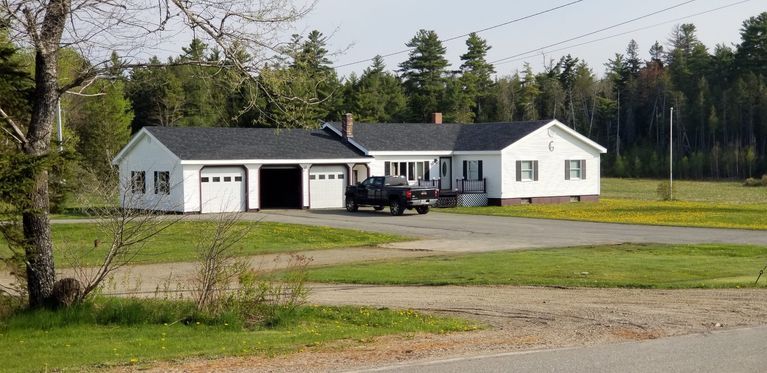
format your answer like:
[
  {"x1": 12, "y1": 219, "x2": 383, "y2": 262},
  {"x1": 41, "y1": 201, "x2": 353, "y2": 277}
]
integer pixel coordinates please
[
  {"x1": 501, "y1": 124, "x2": 601, "y2": 198},
  {"x1": 182, "y1": 164, "x2": 202, "y2": 212},
  {"x1": 245, "y1": 164, "x2": 261, "y2": 210},
  {"x1": 452, "y1": 154, "x2": 502, "y2": 198},
  {"x1": 117, "y1": 133, "x2": 185, "y2": 212}
]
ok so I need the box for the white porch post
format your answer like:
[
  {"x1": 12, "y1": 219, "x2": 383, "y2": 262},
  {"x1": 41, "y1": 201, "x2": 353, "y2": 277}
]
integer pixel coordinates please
[
  {"x1": 347, "y1": 163, "x2": 356, "y2": 185},
  {"x1": 245, "y1": 164, "x2": 261, "y2": 211},
  {"x1": 300, "y1": 163, "x2": 311, "y2": 209}
]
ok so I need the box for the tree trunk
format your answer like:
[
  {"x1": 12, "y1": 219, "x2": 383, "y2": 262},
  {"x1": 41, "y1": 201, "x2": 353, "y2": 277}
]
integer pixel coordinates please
[
  {"x1": 23, "y1": 50, "x2": 60, "y2": 308},
  {"x1": 22, "y1": 0, "x2": 70, "y2": 307}
]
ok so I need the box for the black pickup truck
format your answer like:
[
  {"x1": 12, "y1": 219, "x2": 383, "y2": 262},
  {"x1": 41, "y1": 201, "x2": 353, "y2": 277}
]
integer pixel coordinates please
[{"x1": 345, "y1": 176, "x2": 439, "y2": 216}]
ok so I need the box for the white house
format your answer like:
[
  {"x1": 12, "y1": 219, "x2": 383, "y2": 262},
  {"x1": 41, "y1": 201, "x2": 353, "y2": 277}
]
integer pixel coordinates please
[
  {"x1": 113, "y1": 114, "x2": 606, "y2": 213},
  {"x1": 323, "y1": 114, "x2": 607, "y2": 206}
]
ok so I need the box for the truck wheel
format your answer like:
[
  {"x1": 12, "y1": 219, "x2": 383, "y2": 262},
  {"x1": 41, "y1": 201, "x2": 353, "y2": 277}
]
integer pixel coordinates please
[
  {"x1": 345, "y1": 198, "x2": 358, "y2": 212},
  {"x1": 415, "y1": 206, "x2": 430, "y2": 215},
  {"x1": 373, "y1": 206, "x2": 384, "y2": 211},
  {"x1": 389, "y1": 199, "x2": 405, "y2": 216}
]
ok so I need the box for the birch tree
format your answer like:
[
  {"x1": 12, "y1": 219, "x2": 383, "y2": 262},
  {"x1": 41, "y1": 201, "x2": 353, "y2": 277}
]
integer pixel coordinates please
[{"x1": 0, "y1": 0, "x2": 314, "y2": 308}]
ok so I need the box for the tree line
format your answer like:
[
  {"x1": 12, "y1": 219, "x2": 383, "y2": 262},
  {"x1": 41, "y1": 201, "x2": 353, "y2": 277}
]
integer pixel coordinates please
[
  {"x1": 3, "y1": 13, "x2": 766, "y2": 184},
  {"x1": 126, "y1": 11, "x2": 767, "y2": 180}
]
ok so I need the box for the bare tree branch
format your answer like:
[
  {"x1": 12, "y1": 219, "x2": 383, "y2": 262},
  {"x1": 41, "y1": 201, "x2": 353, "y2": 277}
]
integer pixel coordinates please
[{"x1": 0, "y1": 106, "x2": 27, "y2": 144}]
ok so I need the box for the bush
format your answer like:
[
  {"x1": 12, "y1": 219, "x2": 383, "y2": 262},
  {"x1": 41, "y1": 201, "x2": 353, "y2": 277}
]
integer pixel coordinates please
[
  {"x1": 744, "y1": 178, "x2": 762, "y2": 187},
  {"x1": 762, "y1": 175, "x2": 767, "y2": 187},
  {"x1": 656, "y1": 181, "x2": 678, "y2": 201}
]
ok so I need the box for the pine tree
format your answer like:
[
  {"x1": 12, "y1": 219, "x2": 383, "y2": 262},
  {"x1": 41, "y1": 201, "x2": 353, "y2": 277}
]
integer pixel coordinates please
[
  {"x1": 73, "y1": 80, "x2": 133, "y2": 178},
  {"x1": 459, "y1": 33, "x2": 495, "y2": 122},
  {"x1": 735, "y1": 12, "x2": 767, "y2": 77},
  {"x1": 351, "y1": 56, "x2": 406, "y2": 122},
  {"x1": 399, "y1": 29, "x2": 449, "y2": 122}
]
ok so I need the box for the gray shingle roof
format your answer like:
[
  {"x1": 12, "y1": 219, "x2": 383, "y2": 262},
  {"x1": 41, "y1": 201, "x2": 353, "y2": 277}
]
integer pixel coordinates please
[
  {"x1": 325, "y1": 120, "x2": 552, "y2": 151},
  {"x1": 144, "y1": 126, "x2": 368, "y2": 160}
]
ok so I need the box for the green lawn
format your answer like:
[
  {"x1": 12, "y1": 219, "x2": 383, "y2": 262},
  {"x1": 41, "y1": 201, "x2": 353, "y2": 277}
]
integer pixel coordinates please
[
  {"x1": 444, "y1": 178, "x2": 767, "y2": 230},
  {"x1": 601, "y1": 178, "x2": 767, "y2": 203},
  {"x1": 1, "y1": 221, "x2": 407, "y2": 267},
  {"x1": 304, "y1": 244, "x2": 767, "y2": 288},
  {"x1": 0, "y1": 299, "x2": 475, "y2": 372}
]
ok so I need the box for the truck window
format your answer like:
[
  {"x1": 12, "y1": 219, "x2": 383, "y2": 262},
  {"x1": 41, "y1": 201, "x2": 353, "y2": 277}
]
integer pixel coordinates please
[{"x1": 373, "y1": 178, "x2": 385, "y2": 187}]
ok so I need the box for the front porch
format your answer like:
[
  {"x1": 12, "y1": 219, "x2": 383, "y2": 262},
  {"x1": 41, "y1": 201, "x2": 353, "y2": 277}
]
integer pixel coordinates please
[{"x1": 418, "y1": 178, "x2": 488, "y2": 207}]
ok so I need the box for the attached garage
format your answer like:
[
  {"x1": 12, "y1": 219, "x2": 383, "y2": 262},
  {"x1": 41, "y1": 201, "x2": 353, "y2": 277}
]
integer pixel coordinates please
[
  {"x1": 114, "y1": 126, "x2": 370, "y2": 213},
  {"x1": 200, "y1": 166, "x2": 246, "y2": 213},
  {"x1": 309, "y1": 165, "x2": 347, "y2": 208},
  {"x1": 260, "y1": 166, "x2": 302, "y2": 209}
]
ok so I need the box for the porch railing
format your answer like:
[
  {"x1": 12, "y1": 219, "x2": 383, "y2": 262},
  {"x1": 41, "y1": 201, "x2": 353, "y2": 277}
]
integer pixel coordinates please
[
  {"x1": 417, "y1": 178, "x2": 486, "y2": 193},
  {"x1": 455, "y1": 178, "x2": 486, "y2": 194}
]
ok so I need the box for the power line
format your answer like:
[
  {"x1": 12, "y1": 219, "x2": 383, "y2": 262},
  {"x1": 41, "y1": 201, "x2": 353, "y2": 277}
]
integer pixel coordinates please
[
  {"x1": 489, "y1": 0, "x2": 698, "y2": 64},
  {"x1": 331, "y1": 0, "x2": 584, "y2": 70},
  {"x1": 493, "y1": 0, "x2": 752, "y2": 67}
]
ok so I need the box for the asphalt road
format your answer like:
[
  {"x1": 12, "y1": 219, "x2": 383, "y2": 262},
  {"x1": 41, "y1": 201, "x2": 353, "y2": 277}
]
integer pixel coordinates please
[
  {"x1": 352, "y1": 326, "x2": 767, "y2": 373},
  {"x1": 228, "y1": 209, "x2": 767, "y2": 252}
]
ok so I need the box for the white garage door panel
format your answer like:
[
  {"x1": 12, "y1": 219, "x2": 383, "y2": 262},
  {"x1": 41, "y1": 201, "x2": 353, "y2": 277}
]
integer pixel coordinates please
[
  {"x1": 200, "y1": 167, "x2": 246, "y2": 213},
  {"x1": 310, "y1": 165, "x2": 346, "y2": 209}
]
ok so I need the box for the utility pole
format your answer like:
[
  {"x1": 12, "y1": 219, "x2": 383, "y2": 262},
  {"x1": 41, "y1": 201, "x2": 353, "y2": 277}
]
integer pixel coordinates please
[{"x1": 669, "y1": 107, "x2": 673, "y2": 201}]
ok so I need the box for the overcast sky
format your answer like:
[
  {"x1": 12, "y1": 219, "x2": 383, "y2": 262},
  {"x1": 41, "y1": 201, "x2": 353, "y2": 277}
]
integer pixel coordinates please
[{"x1": 290, "y1": 0, "x2": 764, "y2": 78}]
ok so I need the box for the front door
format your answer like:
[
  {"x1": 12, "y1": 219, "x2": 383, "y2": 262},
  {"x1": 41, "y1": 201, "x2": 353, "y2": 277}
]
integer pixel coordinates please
[{"x1": 439, "y1": 157, "x2": 452, "y2": 190}]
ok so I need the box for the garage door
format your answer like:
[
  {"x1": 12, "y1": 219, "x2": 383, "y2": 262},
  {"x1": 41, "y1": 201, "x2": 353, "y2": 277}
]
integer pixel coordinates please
[
  {"x1": 309, "y1": 165, "x2": 346, "y2": 208},
  {"x1": 200, "y1": 167, "x2": 246, "y2": 213}
]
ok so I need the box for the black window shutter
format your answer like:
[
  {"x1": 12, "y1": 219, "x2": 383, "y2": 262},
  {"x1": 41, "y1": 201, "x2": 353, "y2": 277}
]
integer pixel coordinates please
[
  {"x1": 581, "y1": 160, "x2": 586, "y2": 179},
  {"x1": 154, "y1": 171, "x2": 158, "y2": 194},
  {"x1": 516, "y1": 160, "x2": 522, "y2": 181},
  {"x1": 478, "y1": 160, "x2": 483, "y2": 180},
  {"x1": 384, "y1": 162, "x2": 390, "y2": 176},
  {"x1": 565, "y1": 160, "x2": 570, "y2": 180},
  {"x1": 533, "y1": 161, "x2": 539, "y2": 181},
  {"x1": 462, "y1": 160, "x2": 467, "y2": 179}
]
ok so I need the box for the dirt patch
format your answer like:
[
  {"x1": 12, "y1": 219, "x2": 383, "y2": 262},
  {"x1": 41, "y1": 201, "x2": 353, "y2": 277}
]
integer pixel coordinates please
[{"x1": 133, "y1": 285, "x2": 767, "y2": 372}]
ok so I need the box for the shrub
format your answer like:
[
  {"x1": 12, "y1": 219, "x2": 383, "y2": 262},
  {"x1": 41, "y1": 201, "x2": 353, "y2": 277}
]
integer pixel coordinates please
[
  {"x1": 743, "y1": 178, "x2": 762, "y2": 187},
  {"x1": 762, "y1": 175, "x2": 767, "y2": 187},
  {"x1": 656, "y1": 181, "x2": 678, "y2": 201}
]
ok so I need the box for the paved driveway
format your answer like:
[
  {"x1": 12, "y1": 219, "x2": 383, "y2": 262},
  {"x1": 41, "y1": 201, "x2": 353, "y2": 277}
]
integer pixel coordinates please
[{"x1": 228, "y1": 209, "x2": 767, "y2": 253}]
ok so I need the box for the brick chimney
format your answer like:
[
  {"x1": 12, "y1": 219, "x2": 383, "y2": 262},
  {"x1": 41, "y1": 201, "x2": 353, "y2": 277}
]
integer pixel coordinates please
[
  {"x1": 341, "y1": 113, "x2": 353, "y2": 139},
  {"x1": 431, "y1": 112, "x2": 443, "y2": 124}
]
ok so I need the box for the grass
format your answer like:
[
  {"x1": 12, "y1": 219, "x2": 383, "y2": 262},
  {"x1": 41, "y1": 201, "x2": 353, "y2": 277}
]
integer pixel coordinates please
[
  {"x1": 0, "y1": 221, "x2": 407, "y2": 267},
  {"x1": 444, "y1": 178, "x2": 767, "y2": 230},
  {"x1": 601, "y1": 178, "x2": 767, "y2": 203},
  {"x1": 0, "y1": 298, "x2": 476, "y2": 372},
  {"x1": 303, "y1": 243, "x2": 767, "y2": 289}
]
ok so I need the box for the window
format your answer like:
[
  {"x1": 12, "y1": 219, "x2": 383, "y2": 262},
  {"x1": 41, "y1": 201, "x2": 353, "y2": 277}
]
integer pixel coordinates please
[
  {"x1": 201, "y1": 177, "x2": 210, "y2": 183},
  {"x1": 516, "y1": 160, "x2": 538, "y2": 182},
  {"x1": 328, "y1": 174, "x2": 335, "y2": 179},
  {"x1": 154, "y1": 171, "x2": 170, "y2": 195},
  {"x1": 131, "y1": 171, "x2": 145, "y2": 194},
  {"x1": 384, "y1": 161, "x2": 432, "y2": 181},
  {"x1": 566, "y1": 160, "x2": 586, "y2": 180},
  {"x1": 223, "y1": 176, "x2": 231, "y2": 182},
  {"x1": 338, "y1": 174, "x2": 344, "y2": 179},
  {"x1": 310, "y1": 175, "x2": 316, "y2": 180},
  {"x1": 463, "y1": 160, "x2": 483, "y2": 180},
  {"x1": 319, "y1": 174, "x2": 325, "y2": 180},
  {"x1": 234, "y1": 176, "x2": 242, "y2": 182},
  {"x1": 212, "y1": 177, "x2": 220, "y2": 182}
]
